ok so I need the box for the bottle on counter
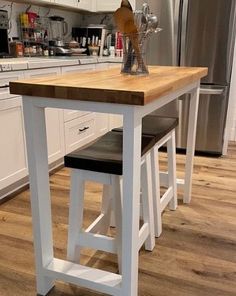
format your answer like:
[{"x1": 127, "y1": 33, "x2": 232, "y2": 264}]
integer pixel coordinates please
[
  {"x1": 49, "y1": 46, "x2": 55, "y2": 56},
  {"x1": 43, "y1": 45, "x2": 49, "y2": 56}
]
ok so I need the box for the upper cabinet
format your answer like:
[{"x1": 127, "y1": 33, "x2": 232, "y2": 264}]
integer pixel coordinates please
[
  {"x1": 78, "y1": 0, "x2": 95, "y2": 11},
  {"x1": 53, "y1": 0, "x2": 95, "y2": 11},
  {"x1": 95, "y1": 0, "x2": 136, "y2": 12},
  {"x1": 53, "y1": 0, "x2": 78, "y2": 8},
  {"x1": 39, "y1": 0, "x2": 53, "y2": 2},
  {"x1": 16, "y1": 0, "x2": 136, "y2": 12},
  {"x1": 96, "y1": 0, "x2": 120, "y2": 12}
]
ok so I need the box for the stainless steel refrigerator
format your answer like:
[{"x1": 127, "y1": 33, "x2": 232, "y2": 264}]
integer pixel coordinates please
[{"x1": 145, "y1": 0, "x2": 236, "y2": 155}]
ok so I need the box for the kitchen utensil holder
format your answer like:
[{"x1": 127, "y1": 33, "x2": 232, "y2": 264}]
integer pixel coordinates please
[{"x1": 121, "y1": 32, "x2": 149, "y2": 76}]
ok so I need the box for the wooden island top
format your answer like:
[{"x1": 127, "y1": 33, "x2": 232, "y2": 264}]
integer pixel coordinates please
[{"x1": 10, "y1": 66, "x2": 207, "y2": 106}]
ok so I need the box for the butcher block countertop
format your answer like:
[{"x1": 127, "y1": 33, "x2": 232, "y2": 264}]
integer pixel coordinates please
[{"x1": 10, "y1": 66, "x2": 207, "y2": 106}]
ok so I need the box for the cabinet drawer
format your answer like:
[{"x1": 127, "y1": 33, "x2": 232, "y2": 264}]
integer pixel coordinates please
[
  {"x1": 64, "y1": 110, "x2": 90, "y2": 122},
  {"x1": 65, "y1": 113, "x2": 95, "y2": 154},
  {"x1": 0, "y1": 72, "x2": 24, "y2": 100}
]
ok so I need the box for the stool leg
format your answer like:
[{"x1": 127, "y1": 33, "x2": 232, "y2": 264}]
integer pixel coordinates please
[
  {"x1": 110, "y1": 177, "x2": 123, "y2": 228},
  {"x1": 112, "y1": 175, "x2": 122, "y2": 273},
  {"x1": 151, "y1": 145, "x2": 162, "y2": 237},
  {"x1": 167, "y1": 130, "x2": 178, "y2": 211},
  {"x1": 67, "y1": 169, "x2": 85, "y2": 263},
  {"x1": 99, "y1": 184, "x2": 112, "y2": 234},
  {"x1": 141, "y1": 153, "x2": 155, "y2": 251}
]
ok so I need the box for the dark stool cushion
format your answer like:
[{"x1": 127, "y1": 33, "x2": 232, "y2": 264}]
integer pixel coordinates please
[
  {"x1": 113, "y1": 115, "x2": 179, "y2": 143},
  {"x1": 64, "y1": 131, "x2": 155, "y2": 176}
]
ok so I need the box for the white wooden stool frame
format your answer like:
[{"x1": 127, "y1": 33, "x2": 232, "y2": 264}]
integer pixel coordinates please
[
  {"x1": 21, "y1": 80, "x2": 200, "y2": 296},
  {"x1": 151, "y1": 129, "x2": 178, "y2": 237},
  {"x1": 67, "y1": 152, "x2": 155, "y2": 269}
]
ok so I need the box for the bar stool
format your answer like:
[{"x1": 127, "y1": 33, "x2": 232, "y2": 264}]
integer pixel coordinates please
[
  {"x1": 64, "y1": 131, "x2": 156, "y2": 269},
  {"x1": 113, "y1": 115, "x2": 179, "y2": 237}
]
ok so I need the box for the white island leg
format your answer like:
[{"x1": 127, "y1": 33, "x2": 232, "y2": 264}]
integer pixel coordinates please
[
  {"x1": 121, "y1": 109, "x2": 142, "y2": 296},
  {"x1": 183, "y1": 84, "x2": 200, "y2": 203},
  {"x1": 23, "y1": 97, "x2": 55, "y2": 295}
]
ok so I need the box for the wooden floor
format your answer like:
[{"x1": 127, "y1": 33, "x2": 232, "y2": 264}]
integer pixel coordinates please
[{"x1": 0, "y1": 143, "x2": 236, "y2": 296}]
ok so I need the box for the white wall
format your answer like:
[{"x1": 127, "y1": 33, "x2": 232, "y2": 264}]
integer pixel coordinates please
[{"x1": 0, "y1": 0, "x2": 82, "y2": 41}]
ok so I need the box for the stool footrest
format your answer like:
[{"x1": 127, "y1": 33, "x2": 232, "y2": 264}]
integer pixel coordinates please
[
  {"x1": 85, "y1": 213, "x2": 107, "y2": 234},
  {"x1": 160, "y1": 187, "x2": 173, "y2": 213},
  {"x1": 138, "y1": 223, "x2": 149, "y2": 250},
  {"x1": 45, "y1": 258, "x2": 121, "y2": 296},
  {"x1": 78, "y1": 232, "x2": 117, "y2": 254}
]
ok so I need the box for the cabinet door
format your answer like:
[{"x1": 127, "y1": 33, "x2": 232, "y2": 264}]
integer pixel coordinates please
[
  {"x1": 24, "y1": 68, "x2": 65, "y2": 164},
  {"x1": 96, "y1": 0, "x2": 136, "y2": 12},
  {"x1": 45, "y1": 108, "x2": 65, "y2": 164},
  {"x1": 62, "y1": 64, "x2": 95, "y2": 121},
  {"x1": 0, "y1": 72, "x2": 24, "y2": 100},
  {"x1": 95, "y1": 113, "x2": 109, "y2": 136},
  {"x1": 96, "y1": 0, "x2": 120, "y2": 12},
  {"x1": 78, "y1": 0, "x2": 95, "y2": 11},
  {"x1": 54, "y1": 0, "x2": 78, "y2": 8},
  {"x1": 64, "y1": 113, "x2": 96, "y2": 153},
  {"x1": 0, "y1": 97, "x2": 28, "y2": 191}
]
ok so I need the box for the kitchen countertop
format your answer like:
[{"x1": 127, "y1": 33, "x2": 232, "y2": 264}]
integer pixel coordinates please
[
  {"x1": 10, "y1": 66, "x2": 208, "y2": 105},
  {"x1": 0, "y1": 56, "x2": 122, "y2": 72}
]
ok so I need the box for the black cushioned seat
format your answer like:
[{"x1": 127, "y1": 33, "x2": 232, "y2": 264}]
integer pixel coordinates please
[
  {"x1": 113, "y1": 115, "x2": 179, "y2": 143},
  {"x1": 64, "y1": 131, "x2": 155, "y2": 176}
]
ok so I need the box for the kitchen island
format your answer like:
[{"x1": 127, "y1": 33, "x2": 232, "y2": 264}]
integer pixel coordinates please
[{"x1": 10, "y1": 66, "x2": 207, "y2": 296}]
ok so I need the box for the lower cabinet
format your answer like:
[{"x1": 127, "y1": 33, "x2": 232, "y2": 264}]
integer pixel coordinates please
[
  {"x1": 61, "y1": 64, "x2": 96, "y2": 121},
  {"x1": 45, "y1": 108, "x2": 65, "y2": 164},
  {"x1": 64, "y1": 113, "x2": 96, "y2": 154},
  {"x1": 0, "y1": 62, "x2": 122, "y2": 198},
  {"x1": 62, "y1": 64, "x2": 109, "y2": 145},
  {"x1": 24, "y1": 68, "x2": 65, "y2": 164},
  {"x1": 0, "y1": 97, "x2": 28, "y2": 191}
]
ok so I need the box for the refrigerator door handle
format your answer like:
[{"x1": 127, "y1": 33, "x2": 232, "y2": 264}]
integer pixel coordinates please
[
  {"x1": 200, "y1": 88, "x2": 225, "y2": 95},
  {"x1": 180, "y1": 0, "x2": 189, "y2": 66},
  {"x1": 174, "y1": 0, "x2": 181, "y2": 66}
]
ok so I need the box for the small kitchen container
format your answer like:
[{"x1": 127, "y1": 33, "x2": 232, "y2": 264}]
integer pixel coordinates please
[
  {"x1": 88, "y1": 46, "x2": 99, "y2": 56},
  {"x1": 9, "y1": 39, "x2": 24, "y2": 57},
  {"x1": 121, "y1": 32, "x2": 149, "y2": 76}
]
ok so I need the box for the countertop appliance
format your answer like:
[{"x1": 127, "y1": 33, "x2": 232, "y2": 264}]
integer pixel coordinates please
[
  {"x1": 48, "y1": 16, "x2": 71, "y2": 55},
  {"x1": 0, "y1": 10, "x2": 10, "y2": 58},
  {"x1": 147, "y1": 0, "x2": 236, "y2": 155}
]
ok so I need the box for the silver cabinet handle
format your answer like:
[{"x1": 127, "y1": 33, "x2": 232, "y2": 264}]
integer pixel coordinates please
[{"x1": 200, "y1": 88, "x2": 224, "y2": 95}]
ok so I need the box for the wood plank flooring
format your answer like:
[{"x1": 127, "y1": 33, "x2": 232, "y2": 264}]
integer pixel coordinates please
[{"x1": 0, "y1": 143, "x2": 236, "y2": 296}]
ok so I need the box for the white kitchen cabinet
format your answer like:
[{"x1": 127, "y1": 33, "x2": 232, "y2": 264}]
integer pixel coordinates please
[
  {"x1": 78, "y1": 0, "x2": 95, "y2": 11},
  {"x1": 95, "y1": 0, "x2": 120, "y2": 12},
  {"x1": 95, "y1": 62, "x2": 123, "y2": 131},
  {"x1": 95, "y1": 113, "x2": 109, "y2": 135},
  {"x1": 0, "y1": 97, "x2": 28, "y2": 191},
  {"x1": 24, "y1": 68, "x2": 65, "y2": 164},
  {"x1": 0, "y1": 72, "x2": 24, "y2": 100},
  {"x1": 53, "y1": 0, "x2": 94, "y2": 10},
  {"x1": 95, "y1": 0, "x2": 136, "y2": 12},
  {"x1": 53, "y1": 0, "x2": 78, "y2": 8},
  {"x1": 62, "y1": 64, "x2": 95, "y2": 121},
  {"x1": 64, "y1": 112, "x2": 96, "y2": 153},
  {"x1": 45, "y1": 108, "x2": 65, "y2": 164}
]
